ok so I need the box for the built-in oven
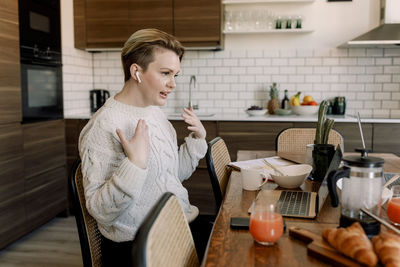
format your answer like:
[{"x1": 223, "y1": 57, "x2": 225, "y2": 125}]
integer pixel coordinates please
[{"x1": 19, "y1": 0, "x2": 63, "y2": 122}]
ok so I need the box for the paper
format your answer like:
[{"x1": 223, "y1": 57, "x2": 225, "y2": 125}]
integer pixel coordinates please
[{"x1": 228, "y1": 156, "x2": 294, "y2": 171}]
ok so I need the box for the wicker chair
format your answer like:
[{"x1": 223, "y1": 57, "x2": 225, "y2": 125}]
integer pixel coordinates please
[
  {"x1": 131, "y1": 192, "x2": 199, "y2": 267},
  {"x1": 205, "y1": 137, "x2": 232, "y2": 212},
  {"x1": 69, "y1": 159, "x2": 103, "y2": 267},
  {"x1": 275, "y1": 128, "x2": 344, "y2": 153}
]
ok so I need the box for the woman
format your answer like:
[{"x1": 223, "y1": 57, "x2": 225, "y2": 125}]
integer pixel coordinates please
[{"x1": 79, "y1": 29, "x2": 208, "y2": 266}]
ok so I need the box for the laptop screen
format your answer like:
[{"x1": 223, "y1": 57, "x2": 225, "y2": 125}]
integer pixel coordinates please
[{"x1": 317, "y1": 145, "x2": 343, "y2": 211}]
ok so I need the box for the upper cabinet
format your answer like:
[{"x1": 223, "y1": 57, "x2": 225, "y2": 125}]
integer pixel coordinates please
[
  {"x1": 174, "y1": 0, "x2": 222, "y2": 48},
  {"x1": 74, "y1": 0, "x2": 222, "y2": 50}
]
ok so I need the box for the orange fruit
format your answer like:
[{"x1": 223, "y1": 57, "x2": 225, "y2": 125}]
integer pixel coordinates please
[{"x1": 303, "y1": 95, "x2": 313, "y2": 103}]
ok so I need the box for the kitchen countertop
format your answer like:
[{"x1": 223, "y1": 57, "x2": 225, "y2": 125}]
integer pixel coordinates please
[{"x1": 65, "y1": 111, "x2": 400, "y2": 123}]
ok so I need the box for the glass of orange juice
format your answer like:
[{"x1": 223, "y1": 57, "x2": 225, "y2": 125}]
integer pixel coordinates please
[
  {"x1": 249, "y1": 200, "x2": 283, "y2": 246},
  {"x1": 387, "y1": 185, "x2": 400, "y2": 226}
]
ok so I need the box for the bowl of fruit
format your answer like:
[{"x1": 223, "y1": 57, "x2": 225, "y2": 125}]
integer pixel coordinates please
[
  {"x1": 290, "y1": 93, "x2": 319, "y2": 115},
  {"x1": 246, "y1": 105, "x2": 267, "y2": 116}
]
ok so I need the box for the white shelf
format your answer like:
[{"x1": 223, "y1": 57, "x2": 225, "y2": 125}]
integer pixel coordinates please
[
  {"x1": 223, "y1": 0, "x2": 315, "y2": 4},
  {"x1": 223, "y1": 28, "x2": 313, "y2": 34}
]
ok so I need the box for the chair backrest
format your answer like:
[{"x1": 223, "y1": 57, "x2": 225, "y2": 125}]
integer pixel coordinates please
[
  {"x1": 131, "y1": 192, "x2": 199, "y2": 267},
  {"x1": 205, "y1": 137, "x2": 232, "y2": 211},
  {"x1": 69, "y1": 159, "x2": 103, "y2": 267},
  {"x1": 276, "y1": 128, "x2": 344, "y2": 153}
]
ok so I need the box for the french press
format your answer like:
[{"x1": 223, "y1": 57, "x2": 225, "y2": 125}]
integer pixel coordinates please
[{"x1": 327, "y1": 148, "x2": 384, "y2": 237}]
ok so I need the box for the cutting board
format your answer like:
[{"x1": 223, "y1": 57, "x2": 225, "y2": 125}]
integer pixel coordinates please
[{"x1": 289, "y1": 227, "x2": 362, "y2": 267}]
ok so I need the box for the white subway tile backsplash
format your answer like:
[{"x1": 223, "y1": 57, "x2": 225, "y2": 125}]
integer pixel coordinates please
[
  {"x1": 349, "y1": 48, "x2": 366, "y2": 57},
  {"x1": 63, "y1": 47, "x2": 400, "y2": 119},
  {"x1": 366, "y1": 49, "x2": 383, "y2": 57},
  {"x1": 339, "y1": 58, "x2": 357, "y2": 66},
  {"x1": 340, "y1": 75, "x2": 357, "y2": 83},
  {"x1": 297, "y1": 66, "x2": 313, "y2": 74},
  {"x1": 305, "y1": 58, "x2": 322, "y2": 66},
  {"x1": 271, "y1": 58, "x2": 288, "y2": 66},
  {"x1": 376, "y1": 58, "x2": 392, "y2": 65},
  {"x1": 279, "y1": 66, "x2": 296, "y2": 74},
  {"x1": 289, "y1": 58, "x2": 305, "y2": 66},
  {"x1": 365, "y1": 84, "x2": 381, "y2": 92},
  {"x1": 384, "y1": 49, "x2": 400, "y2": 56},
  {"x1": 323, "y1": 58, "x2": 339, "y2": 66},
  {"x1": 383, "y1": 83, "x2": 400, "y2": 91},
  {"x1": 280, "y1": 50, "x2": 296, "y2": 58},
  {"x1": 366, "y1": 66, "x2": 383, "y2": 74},
  {"x1": 239, "y1": 58, "x2": 255, "y2": 66},
  {"x1": 247, "y1": 67, "x2": 263, "y2": 75},
  {"x1": 373, "y1": 109, "x2": 390, "y2": 118},
  {"x1": 374, "y1": 92, "x2": 391, "y2": 100},
  {"x1": 331, "y1": 66, "x2": 347, "y2": 74},
  {"x1": 375, "y1": 75, "x2": 391, "y2": 83},
  {"x1": 384, "y1": 66, "x2": 400, "y2": 74},
  {"x1": 255, "y1": 58, "x2": 271, "y2": 66},
  {"x1": 247, "y1": 50, "x2": 263, "y2": 58},
  {"x1": 356, "y1": 75, "x2": 374, "y2": 83},
  {"x1": 305, "y1": 75, "x2": 322, "y2": 83},
  {"x1": 322, "y1": 75, "x2": 339, "y2": 83}
]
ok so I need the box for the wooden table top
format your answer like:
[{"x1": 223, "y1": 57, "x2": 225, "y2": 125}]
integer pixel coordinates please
[{"x1": 202, "y1": 152, "x2": 400, "y2": 267}]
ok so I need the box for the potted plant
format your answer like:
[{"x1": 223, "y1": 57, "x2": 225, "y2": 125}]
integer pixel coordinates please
[{"x1": 312, "y1": 100, "x2": 335, "y2": 181}]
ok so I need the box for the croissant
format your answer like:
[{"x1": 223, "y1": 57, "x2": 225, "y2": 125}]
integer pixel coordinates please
[
  {"x1": 372, "y1": 231, "x2": 400, "y2": 267},
  {"x1": 322, "y1": 222, "x2": 378, "y2": 267}
]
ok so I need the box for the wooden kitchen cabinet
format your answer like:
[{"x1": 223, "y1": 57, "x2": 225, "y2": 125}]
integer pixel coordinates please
[
  {"x1": 0, "y1": 0, "x2": 21, "y2": 123},
  {"x1": 129, "y1": 0, "x2": 173, "y2": 36},
  {"x1": 373, "y1": 123, "x2": 400, "y2": 156},
  {"x1": 219, "y1": 121, "x2": 292, "y2": 161},
  {"x1": 0, "y1": 123, "x2": 25, "y2": 249},
  {"x1": 174, "y1": 0, "x2": 222, "y2": 48},
  {"x1": 74, "y1": 0, "x2": 222, "y2": 49},
  {"x1": 22, "y1": 120, "x2": 68, "y2": 234}
]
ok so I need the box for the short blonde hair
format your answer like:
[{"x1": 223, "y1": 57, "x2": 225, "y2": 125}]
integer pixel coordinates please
[{"x1": 121, "y1": 29, "x2": 185, "y2": 82}]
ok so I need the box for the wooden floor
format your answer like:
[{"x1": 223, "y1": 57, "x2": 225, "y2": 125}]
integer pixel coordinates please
[{"x1": 0, "y1": 216, "x2": 83, "y2": 267}]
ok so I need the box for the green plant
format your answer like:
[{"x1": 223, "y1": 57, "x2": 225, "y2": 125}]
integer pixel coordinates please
[{"x1": 315, "y1": 100, "x2": 335, "y2": 144}]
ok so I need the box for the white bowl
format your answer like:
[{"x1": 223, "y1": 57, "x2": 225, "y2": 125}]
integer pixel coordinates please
[
  {"x1": 246, "y1": 109, "x2": 267, "y2": 116},
  {"x1": 291, "y1": 105, "x2": 319, "y2": 116},
  {"x1": 270, "y1": 164, "x2": 313, "y2": 189}
]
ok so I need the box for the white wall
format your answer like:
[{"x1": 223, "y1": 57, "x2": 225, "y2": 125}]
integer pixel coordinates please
[{"x1": 61, "y1": 0, "x2": 400, "y2": 119}]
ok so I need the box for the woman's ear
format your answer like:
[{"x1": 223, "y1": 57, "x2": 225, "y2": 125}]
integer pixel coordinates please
[{"x1": 129, "y1": 64, "x2": 141, "y2": 83}]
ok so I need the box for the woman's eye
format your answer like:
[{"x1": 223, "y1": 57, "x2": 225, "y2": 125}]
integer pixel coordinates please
[
  {"x1": 174, "y1": 74, "x2": 179, "y2": 78},
  {"x1": 162, "y1": 72, "x2": 169, "y2": 75}
]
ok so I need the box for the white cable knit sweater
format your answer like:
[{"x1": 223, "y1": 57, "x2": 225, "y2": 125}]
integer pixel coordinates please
[{"x1": 78, "y1": 97, "x2": 207, "y2": 242}]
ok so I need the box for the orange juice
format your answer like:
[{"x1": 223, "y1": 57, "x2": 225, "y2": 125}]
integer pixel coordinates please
[
  {"x1": 249, "y1": 212, "x2": 283, "y2": 245},
  {"x1": 387, "y1": 197, "x2": 400, "y2": 225}
]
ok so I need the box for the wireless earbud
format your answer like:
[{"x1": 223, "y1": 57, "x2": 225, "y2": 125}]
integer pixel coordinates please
[{"x1": 135, "y1": 71, "x2": 142, "y2": 83}]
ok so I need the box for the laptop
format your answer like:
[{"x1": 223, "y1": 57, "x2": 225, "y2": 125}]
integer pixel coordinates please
[{"x1": 253, "y1": 146, "x2": 343, "y2": 219}]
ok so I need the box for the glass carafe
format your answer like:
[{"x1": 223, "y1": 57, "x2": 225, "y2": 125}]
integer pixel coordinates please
[{"x1": 328, "y1": 149, "x2": 384, "y2": 236}]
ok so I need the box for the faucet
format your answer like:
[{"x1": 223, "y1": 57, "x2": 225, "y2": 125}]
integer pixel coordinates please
[{"x1": 188, "y1": 75, "x2": 198, "y2": 110}]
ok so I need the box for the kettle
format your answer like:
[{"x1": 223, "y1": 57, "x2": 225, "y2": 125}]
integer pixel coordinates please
[
  {"x1": 90, "y1": 89, "x2": 110, "y2": 113},
  {"x1": 327, "y1": 148, "x2": 384, "y2": 237}
]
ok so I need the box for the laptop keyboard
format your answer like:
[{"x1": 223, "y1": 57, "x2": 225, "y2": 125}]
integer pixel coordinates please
[{"x1": 277, "y1": 191, "x2": 311, "y2": 217}]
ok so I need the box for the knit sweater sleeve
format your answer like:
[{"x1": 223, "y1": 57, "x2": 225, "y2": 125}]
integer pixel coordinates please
[
  {"x1": 177, "y1": 131, "x2": 207, "y2": 182},
  {"x1": 79, "y1": 119, "x2": 148, "y2": 226}
]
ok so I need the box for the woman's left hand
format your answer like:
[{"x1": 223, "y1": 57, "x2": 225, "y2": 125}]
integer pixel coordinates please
[{"x1": 181, "y1": 107, "x2": 206, "y2": 139}]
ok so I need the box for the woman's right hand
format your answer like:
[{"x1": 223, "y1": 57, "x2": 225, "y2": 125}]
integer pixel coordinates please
[{"x1": 116, "y1": 119, "x2": 149, "y2": 169}]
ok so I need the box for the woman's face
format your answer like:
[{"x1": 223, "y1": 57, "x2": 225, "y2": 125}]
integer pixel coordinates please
[{"x1": 137, "y1": 48, "x2": 181, "y2": 107}]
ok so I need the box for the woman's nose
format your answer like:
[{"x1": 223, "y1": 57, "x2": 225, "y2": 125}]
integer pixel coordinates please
[{"x1": 167, "y1": 77, "x2": 176, "y2": 88}]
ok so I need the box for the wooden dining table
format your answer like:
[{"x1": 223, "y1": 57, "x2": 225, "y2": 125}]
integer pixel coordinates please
[{"x1": 202, "y1": 151, "x2": 400, "y2": 267}]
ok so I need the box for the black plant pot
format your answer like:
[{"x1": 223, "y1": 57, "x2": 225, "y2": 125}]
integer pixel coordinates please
[{"x1": 312, "y1": 144, "x2": 335, "y2": 181}]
